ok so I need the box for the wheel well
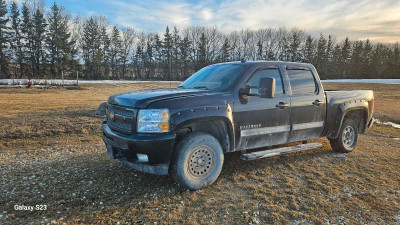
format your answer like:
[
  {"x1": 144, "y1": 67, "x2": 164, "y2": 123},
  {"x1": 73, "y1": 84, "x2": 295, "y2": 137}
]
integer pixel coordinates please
[
  {"x1": 343, "y1": 109, "x2": 367, "y2": 134},
  {"x1": 175, "y1": 120, "x2": 231, "y2": 153}
]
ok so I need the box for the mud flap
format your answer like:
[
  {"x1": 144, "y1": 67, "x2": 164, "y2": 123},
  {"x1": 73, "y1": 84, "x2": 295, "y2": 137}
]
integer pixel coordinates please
[{"x1": 367, "y1": 118, "x2": 375, "y2": 128}]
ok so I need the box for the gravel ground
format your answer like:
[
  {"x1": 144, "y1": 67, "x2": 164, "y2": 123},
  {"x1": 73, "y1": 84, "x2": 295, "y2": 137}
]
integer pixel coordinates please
[{"x1": 1, "y1": 125, "x2": 400, "y2": 224}]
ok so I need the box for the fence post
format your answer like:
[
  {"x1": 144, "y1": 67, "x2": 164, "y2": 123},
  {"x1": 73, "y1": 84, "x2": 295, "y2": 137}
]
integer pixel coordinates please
[{"x1": 76, "y1": 71, "x2": 79, "y2": 86}]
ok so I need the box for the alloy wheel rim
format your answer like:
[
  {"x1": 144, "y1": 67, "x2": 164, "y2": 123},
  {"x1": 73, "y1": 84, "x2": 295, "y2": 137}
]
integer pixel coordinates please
[{"x1": 342, "y1": 125, "x2": 355, "y2": 148}]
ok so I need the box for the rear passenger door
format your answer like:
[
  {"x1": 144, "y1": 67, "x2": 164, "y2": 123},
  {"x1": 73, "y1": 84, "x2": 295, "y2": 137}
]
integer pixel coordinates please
[{"x1": 286, "y1": 66, "x2": 326, "y2": 142}]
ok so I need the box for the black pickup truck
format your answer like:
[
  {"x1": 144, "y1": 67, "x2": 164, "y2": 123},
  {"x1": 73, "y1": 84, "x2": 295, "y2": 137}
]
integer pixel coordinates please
[{"x1": 102, "y1": 61, "x2": 374, "y2": 190}]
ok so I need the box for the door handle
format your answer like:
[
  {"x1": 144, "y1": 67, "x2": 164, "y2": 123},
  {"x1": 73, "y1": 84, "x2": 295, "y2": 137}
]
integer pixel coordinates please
[
  {"x1": 312, "y1": 100, "x2": 322, "y2": 106},
  {"x1": 276, "y1": 102, "x2": 289, "y2": 109}
]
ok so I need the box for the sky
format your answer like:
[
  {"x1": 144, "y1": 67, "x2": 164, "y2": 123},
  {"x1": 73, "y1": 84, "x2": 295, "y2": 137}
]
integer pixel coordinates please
[{"x1": 41, "y1": 0, "x2": 400, "y2": 43}]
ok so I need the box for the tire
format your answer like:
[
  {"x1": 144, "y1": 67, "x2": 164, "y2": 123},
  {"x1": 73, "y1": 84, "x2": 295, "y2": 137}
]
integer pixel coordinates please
[
  {"x1": 329, "y1": 118, "x2": 358, "y2": 153},
  {"x1": 171, "y1": 132, "x2": 224, "y2": 190}
]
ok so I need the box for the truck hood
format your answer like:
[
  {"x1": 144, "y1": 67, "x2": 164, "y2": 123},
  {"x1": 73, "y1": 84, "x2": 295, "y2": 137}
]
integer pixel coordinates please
[{"x1": 108, "y1": 88, "x2": 217, "y2": 108}]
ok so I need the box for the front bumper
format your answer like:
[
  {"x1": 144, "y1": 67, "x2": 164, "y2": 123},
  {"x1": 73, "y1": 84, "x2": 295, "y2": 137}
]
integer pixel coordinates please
[{"x1": 102, "y1": 122, "x2": 175, "y2": 175}]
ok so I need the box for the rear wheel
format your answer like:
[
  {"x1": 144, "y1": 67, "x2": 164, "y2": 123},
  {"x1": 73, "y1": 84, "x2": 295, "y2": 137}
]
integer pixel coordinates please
[
  {"x1": 171, "y1": 132, "x2": 224, "y2": 190},
  {"x1": 329, "y1": 119, "x2": 358, "y2": 153}
]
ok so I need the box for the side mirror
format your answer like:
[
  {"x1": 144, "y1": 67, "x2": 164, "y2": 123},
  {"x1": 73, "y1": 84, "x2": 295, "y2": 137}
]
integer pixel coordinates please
[
  {"x1": 259, "y1": 77, "x2": 275, "y2": 98},
  {"x1": 239, "y1": 85, "x2": 251, "y2": 96},
  {"x1": 239, "y1": 85, "x2": 259, "y2": 97}
]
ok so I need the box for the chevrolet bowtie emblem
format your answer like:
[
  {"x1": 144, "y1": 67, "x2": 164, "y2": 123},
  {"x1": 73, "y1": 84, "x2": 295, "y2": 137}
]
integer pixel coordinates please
[{"x1": 106, "y1": 109, "x2": 115, "y2": 121}]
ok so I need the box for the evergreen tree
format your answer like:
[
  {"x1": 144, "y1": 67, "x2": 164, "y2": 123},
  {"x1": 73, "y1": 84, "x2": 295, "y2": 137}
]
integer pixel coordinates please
[
  {"x1": 341, "y1": 37, "x2": 351, "y2": 78},
  {"x1": 371, "y1": 44, "x2": 389, "y2": 78},
  {"x1": 0, "y1": 0, "x2": 10, "y2": 78},
  {"x1": 21, "y1": 3, "x2": 33, "y2": 78},
  {"x1": 256, "y1": 40, "x2": 263, "y2": 60},
  {"x1": 221, "y1": 38, "x2": 231, "y2": 62},
  {"x1": 279, "y1": 35, "x2": 290, "y2": 61},
  {"x1": 289, "y1": 31, "x2": 301, "y2": 62},
  {"x1": 392, "y1": 44, "x2": 400, "y2": 78},
  {"x1": 81, "y1": 17, "x2": 101, "y2": 79},
  {"x1": 315, "y1": 34, "x2": 327, "y2": 76},
  {"x1": 153, "y1": 34, "x2": 162, "y2": 63},
  {"x1": 362, "y1": 39, "x2": 373, "y2": 78},
  {"x1": 46, "y1": 3, "x2": 72, "y2": 78},
  {"x1": 325, "y1": 35, "x2": 334, "y2": 78},
  {"x1": 303, "y1": 35, "x2": 314, "y2": 63},
  {"x1": 179, "y1": 35, "x2": 191, "y2": 79},
  {"x1": 266, "y1": 48, "x2": 275, "y2": 60},
  {"x1": 331, "y1": 44, "x2": 342, "y2": 78},
  {"x1": 162, "y1": 26, "x2": 172, "y2": 80},
  {"x1": 350, "y1": 41, "x2": 363, "y2": 78},
  {"x1": 172, "y1": 26, "x2": 180, "y2": 79},
  {"x1": 100, "y1": 26, "x2": 110, "y2": 78},
  {"x1": 197, "y1": 32, "x2": 207, "y2": 69},
  {"x1": 144, "y1": 39, "x2": 154, "y2": 79},
  {"x1": 32, "y1": 8, "x2": 47, "y2": 77},
  {"x1": 9, "y1": 1, "x2": 23, "y2": 78},
  {"x1": 326, "y1": 35, "x2": 334, "y2": 62},
  {"x1": 109, "y1": 26, "x2": 121, "y2": 78},
  {"x1": 134, "y1": 44, "x2": 143, "y2": 79}
]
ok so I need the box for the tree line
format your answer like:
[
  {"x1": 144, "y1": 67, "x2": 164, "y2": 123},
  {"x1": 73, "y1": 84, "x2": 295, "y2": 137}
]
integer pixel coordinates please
[{"x1": 0, "y1": 0, "x2": 399, "y2": 81}]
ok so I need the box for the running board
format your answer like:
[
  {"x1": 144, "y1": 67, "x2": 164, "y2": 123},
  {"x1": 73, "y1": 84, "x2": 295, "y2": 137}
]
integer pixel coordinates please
[{"x1": 240, "y1": 143, "x2": 322, "y2": 161}]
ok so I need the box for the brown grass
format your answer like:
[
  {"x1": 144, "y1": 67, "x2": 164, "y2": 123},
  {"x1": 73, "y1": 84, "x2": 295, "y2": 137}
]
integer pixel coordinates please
[
  {"x1": 0, "y1": 82, "x2": 399, "y2": 224},
  {"x1": 0, "y1": 83, "x2": 179, "y2": 116}
]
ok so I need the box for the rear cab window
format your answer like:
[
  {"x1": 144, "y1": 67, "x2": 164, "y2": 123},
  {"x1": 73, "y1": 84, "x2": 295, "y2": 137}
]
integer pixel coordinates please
[{"x1": 286, "y1": 68, "x2": 318, "y2": 95}]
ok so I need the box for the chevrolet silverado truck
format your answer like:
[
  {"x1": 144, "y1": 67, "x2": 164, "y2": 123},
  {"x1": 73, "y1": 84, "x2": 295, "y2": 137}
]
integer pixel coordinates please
[{"x1": 102, "y1": 61, "x2": 374, "y2": 190}]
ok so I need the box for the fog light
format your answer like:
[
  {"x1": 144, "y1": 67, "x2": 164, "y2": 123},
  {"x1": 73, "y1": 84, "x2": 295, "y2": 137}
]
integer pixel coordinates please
[{"x1": 136, "y1": 154, "x2": 149, "y2": 163}]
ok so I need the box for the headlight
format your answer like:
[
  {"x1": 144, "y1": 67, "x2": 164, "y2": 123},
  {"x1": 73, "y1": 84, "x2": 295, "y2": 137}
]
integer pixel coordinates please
[{"x1": 137, "y1": 109, "x2": 169, "y2": 133}]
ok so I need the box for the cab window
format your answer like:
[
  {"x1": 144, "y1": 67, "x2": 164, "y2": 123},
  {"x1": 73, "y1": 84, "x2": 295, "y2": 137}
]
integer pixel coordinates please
[
  {"x1": 287, "y1": 69, "x2": 318, "y2": 95},
  {"x1": 246, "y1": 68, "x2": 284, "y2": 95}
]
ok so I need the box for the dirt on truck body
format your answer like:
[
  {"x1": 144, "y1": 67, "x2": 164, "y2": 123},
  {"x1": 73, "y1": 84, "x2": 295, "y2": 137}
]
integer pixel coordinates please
[{"x1": 102, "y1": 61, "x2": 374, "y2": 190}]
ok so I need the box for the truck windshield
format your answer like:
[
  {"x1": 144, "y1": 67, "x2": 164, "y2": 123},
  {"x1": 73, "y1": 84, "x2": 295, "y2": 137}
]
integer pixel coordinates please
[{"x1": 179, "y1": 64, "x2": 247, "y2": 91}]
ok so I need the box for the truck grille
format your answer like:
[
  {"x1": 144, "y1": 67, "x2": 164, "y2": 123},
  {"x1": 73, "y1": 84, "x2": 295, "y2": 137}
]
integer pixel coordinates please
[{"x1": 106, "y1": 104, "x2": 137, "y2": 133}]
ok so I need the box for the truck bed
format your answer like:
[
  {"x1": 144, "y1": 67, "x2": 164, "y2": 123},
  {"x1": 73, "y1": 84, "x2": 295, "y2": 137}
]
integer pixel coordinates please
[
  {"x1": 325, "y1": 90, "x2": 374, "y2": 104},
  {"x1": 324, "y1": 90, "x2": 374, "y2": 138}
]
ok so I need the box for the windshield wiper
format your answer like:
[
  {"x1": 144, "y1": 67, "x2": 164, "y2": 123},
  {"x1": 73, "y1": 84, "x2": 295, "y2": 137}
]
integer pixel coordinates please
[
  {"x1": 177, "y1": 85, "x2": 185, "y2": 89},
  {"x1": 193, "y1": 86, "x2": 209, "y2": 90}
]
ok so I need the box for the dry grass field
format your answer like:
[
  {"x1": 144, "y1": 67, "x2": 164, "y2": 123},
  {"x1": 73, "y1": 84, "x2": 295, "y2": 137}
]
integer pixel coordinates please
[{"x1": 0, "y1": 82, "x2": 399, "y2": 224}]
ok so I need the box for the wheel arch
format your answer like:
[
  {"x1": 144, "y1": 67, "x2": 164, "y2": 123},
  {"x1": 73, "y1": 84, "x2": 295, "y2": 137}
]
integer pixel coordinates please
[
  {"x1": 173, "y1": 117, "x2": 234, "y2": 154},
  {"x1": 328, "y1": 107, "x2": 368, "y2": 139}
]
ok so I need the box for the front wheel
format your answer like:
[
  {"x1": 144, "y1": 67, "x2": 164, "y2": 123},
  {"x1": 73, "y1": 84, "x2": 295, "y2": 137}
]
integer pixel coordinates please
[
  {"x1": 329, "y1": 119, "x2": 358, "y2": 153},
  {"x1": 171, "y1": 132, "x2": 224, "y2": 190}
]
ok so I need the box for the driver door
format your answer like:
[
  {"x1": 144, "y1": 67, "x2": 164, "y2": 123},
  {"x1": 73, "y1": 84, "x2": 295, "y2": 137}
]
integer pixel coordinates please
[{"x1": 233, "y1": 67, "x2": 291, "y2": 150}]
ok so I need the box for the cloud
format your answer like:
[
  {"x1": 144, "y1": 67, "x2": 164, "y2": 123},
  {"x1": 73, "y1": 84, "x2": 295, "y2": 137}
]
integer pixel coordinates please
[
  {"x1": 110, "y1": 0, "x2": 192, "y2": 31},
  {"x1": 200, "y1": 8, "x2": 213, "y2": 21},
  {"x1": 210, "y1": 0, "x2": 400, "y2": 43},
  {"x1": 148, "y1": 2, "x2": 192, "y2": 27},
  {"x1": 106, "y1": 0, "x2": 400, "y2": 43}
]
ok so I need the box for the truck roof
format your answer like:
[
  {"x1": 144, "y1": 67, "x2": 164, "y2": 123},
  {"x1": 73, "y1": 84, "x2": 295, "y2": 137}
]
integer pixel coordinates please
[{"x1": 213, "y1": 60, "x2": 313, "y2": 68}]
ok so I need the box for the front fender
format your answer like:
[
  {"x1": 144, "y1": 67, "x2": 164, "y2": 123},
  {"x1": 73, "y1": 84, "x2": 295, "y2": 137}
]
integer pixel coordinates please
[
  {"x1": 170, "y1": 104, "x2": 235, "y2": 152},
  {"x1": 146, "y1": 92, "x2": 235, "y2": 151}
]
